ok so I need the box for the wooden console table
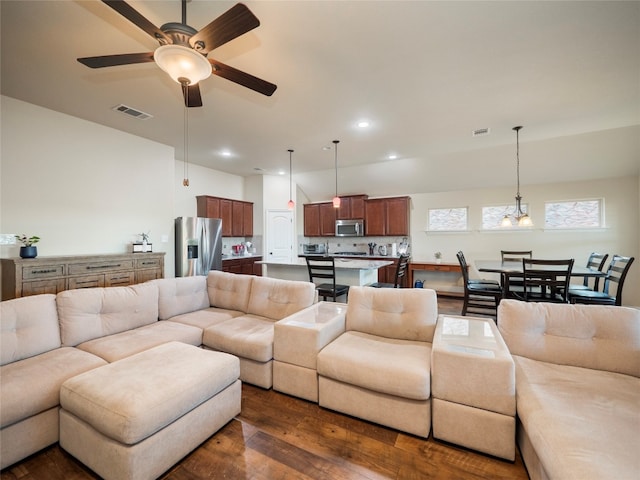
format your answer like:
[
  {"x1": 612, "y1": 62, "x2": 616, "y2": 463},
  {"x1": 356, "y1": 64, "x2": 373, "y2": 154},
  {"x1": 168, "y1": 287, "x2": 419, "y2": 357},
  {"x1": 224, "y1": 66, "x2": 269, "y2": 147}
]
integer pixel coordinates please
[
  {"x1": 1, "y1": 252, "x2": 165, "y2": 300},
  {"x1": 408, "y1": 261, "x2": 465, "y2": 297}
]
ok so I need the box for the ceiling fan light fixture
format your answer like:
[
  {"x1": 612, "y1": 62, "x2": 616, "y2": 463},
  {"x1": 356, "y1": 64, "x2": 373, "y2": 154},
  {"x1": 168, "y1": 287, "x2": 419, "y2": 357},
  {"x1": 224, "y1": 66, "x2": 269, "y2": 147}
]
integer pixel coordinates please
[{"x1": 154, "y1": 45, "x2": 212, "y2": 85}]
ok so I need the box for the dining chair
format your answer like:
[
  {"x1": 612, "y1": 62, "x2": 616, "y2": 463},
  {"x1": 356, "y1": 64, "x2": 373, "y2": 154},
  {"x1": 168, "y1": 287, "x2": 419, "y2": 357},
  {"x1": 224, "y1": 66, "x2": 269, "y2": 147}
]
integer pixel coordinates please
[
  {"x1": 457, "y1": 251, "x2": 501, "y2": 286},
  {"x1": 370, "y1": 253, "x2": 410, "y2": 288},
  {"x1": 569, "y1": 255, "x2": 635, "y2": 306},
  {"x1": 457, "y1": 251, "x2": 503, "y2": 317},
  {"x1": 500, "y1": 250, "x2": 533, "y2": 298},
  {"x1": 567, "y1": 252, "x2": 608, "y2": 292},
  {"x1": 522, "y1": 258, "x2": 574, "y2": 303},
  {"x1": 305, "y1": 255, "x2": 350, "y2": 302}
]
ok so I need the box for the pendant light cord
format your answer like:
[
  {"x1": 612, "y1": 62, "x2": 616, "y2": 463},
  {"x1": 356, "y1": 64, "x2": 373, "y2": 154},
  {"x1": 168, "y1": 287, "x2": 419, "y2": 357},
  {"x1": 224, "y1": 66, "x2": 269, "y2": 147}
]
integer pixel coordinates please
[
  {"x1": 333, "y1": 140, "x2": 339, "y2": 197},
  {"x1": 515, "y1": 126, "x2": 521, "y2": 198}
]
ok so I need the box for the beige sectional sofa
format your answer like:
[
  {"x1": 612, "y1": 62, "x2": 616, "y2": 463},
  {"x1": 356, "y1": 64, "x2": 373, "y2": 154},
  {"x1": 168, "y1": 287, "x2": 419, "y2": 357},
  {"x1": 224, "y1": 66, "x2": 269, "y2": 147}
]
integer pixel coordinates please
[
  {"x1": 0, "y1": 271, "x2": 316, "y2": 470},
  {"x1": 498, "y1": 299, "x2": 640, "y2": 480}
]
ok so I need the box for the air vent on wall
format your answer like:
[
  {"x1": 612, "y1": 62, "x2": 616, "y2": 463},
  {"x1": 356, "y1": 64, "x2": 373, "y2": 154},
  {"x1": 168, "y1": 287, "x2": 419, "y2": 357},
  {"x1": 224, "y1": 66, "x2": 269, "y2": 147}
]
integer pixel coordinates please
[
  {"x1": 472, "y1": 127, "x2": 490, "y2": 137},
  {"x1": 112, "y1": 104, "x2": 153, "y2": 120}
]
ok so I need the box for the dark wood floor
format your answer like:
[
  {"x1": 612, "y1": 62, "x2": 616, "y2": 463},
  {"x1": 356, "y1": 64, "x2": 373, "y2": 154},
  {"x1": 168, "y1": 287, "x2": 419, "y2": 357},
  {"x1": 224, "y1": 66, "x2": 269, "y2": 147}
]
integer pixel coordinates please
[{"x1": 1, "y1": 297, "x2": 525, "y2": 480}]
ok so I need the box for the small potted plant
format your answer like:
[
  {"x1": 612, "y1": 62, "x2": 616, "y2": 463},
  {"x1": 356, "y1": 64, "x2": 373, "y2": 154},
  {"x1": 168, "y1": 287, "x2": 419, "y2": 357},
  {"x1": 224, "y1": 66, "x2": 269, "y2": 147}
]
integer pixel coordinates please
[
  {"x1": 15, "y1": 234, "x2": 40, "y2": 259},
  {"x1": 434, "y1": 251, "x2": 442, "y2": 264}
]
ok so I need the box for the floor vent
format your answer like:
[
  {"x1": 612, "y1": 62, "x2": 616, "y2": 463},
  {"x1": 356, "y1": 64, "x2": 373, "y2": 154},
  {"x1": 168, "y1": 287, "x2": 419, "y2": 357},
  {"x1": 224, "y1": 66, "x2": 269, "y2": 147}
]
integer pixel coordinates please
[
  {"x1": 112, "y1": 104, "x2": 153, "y2": 120},
  {"x1": 472, "y1": 127, "x2": 490, "y2": 137}
]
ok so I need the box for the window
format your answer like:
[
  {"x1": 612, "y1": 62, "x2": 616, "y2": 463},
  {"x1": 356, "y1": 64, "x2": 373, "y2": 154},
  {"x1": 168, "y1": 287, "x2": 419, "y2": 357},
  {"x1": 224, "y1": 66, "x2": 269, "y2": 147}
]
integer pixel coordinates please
[
  {"x1": 482, "y1": 204, "x2": 529, "y2": 230},
  {"x1": 428, "y1": 207, "x2": 468, "y2": 231},
  {"x1": 544, "y1": 199, "x2": 602, "y2": 229}
]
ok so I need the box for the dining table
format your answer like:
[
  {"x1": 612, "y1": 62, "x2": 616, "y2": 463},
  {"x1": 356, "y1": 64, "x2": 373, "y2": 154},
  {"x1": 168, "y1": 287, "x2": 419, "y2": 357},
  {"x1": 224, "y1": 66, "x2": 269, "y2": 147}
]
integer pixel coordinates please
[{"x1": 475, "y1": 260, "x2": 606, "y2": 299}]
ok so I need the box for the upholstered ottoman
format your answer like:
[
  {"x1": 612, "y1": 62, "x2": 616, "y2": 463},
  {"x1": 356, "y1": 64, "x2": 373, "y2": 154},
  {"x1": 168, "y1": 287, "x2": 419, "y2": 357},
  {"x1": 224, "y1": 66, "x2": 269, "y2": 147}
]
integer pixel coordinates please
[
  {"x1": 431, "y1": 315, "x2": 515, "y2": 460},
  {"x1": 59, "y1": 342, "x2": 241, "y2": 480}
]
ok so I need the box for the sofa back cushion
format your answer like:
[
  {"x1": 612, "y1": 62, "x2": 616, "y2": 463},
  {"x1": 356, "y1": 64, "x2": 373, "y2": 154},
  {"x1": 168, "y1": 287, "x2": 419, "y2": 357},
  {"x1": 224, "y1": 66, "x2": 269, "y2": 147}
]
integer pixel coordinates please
[
  {"x1": 346, "y1": 286, "x2": 438, "y2": 342},
  {"x1": 207, "y1": 271, "x2": 253, "y2": 313},
  {"x1": 498, "y1": 299, "x2": 640, "y2": 377},
  {"x1": 246, "y1": 276, "x2": 316, "y2": 321},
  {"x1": 152, "y1": 276, "x2": 209, "y2": 320},
  {"x1": 57, "y1": 283, "x2": 159, "y2": 346},
  {"x1": 1, "y1": 294, "x2": 60, "y2": 365}
]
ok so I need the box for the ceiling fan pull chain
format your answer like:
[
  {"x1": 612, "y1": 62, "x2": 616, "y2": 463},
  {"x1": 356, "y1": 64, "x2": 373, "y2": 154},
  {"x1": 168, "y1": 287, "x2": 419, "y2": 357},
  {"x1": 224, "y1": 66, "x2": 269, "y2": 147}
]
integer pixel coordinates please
[{"x1": 183, "y1": 104, "x2": 189, "y2": 186}]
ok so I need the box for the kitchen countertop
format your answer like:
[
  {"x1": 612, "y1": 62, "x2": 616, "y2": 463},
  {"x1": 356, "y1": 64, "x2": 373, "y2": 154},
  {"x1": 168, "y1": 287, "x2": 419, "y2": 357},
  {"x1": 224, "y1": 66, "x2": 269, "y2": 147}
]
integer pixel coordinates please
[
  {"x1": 259, "y1": 257, "x2": 393, "y2": 269},
  {"x1": 222, "y1": 254, "x2": 263, "y2": 261},
  {"x1": 299, "y1": 253, "x2": 407, "y2": 260}
]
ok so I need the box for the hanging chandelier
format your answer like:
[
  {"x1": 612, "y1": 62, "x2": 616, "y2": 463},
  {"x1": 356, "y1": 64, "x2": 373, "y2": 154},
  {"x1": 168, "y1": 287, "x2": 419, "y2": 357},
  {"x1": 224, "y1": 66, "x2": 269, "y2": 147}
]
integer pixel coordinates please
[
  {"x1": 287, "y1": 149, "x2": 295, "y2": 210},
  {"x1": 501, "y1": 126, "x2": 532, "y2": 227},
  {"x1": 332, "y1": 140, "x2": 341, "y2": 208}
]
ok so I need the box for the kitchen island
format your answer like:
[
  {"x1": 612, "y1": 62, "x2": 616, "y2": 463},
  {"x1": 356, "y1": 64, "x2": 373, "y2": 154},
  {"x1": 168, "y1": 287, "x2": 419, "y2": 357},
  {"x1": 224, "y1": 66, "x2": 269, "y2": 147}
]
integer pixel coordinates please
[{"x1": 258, "y1": 257, "x2": 393, "y2": 286}]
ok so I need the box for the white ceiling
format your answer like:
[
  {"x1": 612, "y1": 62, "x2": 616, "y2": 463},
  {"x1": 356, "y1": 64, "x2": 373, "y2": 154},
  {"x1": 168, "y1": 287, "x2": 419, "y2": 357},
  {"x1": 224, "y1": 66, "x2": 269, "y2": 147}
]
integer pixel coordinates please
[{"x1": 2, "y1": 0, "x2": 639, "y2": 202}]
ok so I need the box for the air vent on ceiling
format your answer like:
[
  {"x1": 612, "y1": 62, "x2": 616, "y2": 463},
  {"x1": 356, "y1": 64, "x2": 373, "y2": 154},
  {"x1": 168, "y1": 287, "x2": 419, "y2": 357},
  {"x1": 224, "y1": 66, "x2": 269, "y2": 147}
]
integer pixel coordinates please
[
  {"x1": 112, "y1": 104, "x2": 153, "y2": 120},
  {"x1": 472, "y1": 127, "x2": 490, "y2": 137}
]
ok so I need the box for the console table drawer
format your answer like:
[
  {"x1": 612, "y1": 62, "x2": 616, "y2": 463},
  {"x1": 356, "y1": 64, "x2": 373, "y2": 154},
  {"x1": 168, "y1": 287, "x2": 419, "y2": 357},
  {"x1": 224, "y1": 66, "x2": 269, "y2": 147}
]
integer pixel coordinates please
[
  {"x1": 69, "y1": 275, "x2": 106, "y2": 290},
  {"x1": 68, "y1": 260, "x2": 134, "y2": 275},
  {"x1": 135, "y1": 257, "x2": 162, "y2": 269},
  {"x1": 22, "y1": 264, "x2": 65, "y2": 280},
  {"x1": 21, "y1": 278, "x2": 67, "y2": 297}
]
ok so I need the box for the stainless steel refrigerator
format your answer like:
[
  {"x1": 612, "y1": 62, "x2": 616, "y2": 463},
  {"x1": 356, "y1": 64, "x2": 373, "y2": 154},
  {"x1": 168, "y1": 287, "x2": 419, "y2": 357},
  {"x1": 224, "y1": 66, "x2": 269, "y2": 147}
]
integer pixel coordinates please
[{"x1": 175, "y1": 217, "x2": 222, "y2": 276}]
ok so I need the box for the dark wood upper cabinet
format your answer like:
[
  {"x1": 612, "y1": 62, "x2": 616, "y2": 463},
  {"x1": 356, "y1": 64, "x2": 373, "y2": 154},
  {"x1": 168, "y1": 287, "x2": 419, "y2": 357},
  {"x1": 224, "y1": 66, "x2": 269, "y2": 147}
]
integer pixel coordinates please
[
  {"x1": 303, "y1": 204, "x2": 321, "y2": 237},
  {"x1": 196, "y1": 195, "x2": 253, "y2": 237},
  {"x1": 337, "y1": 195, "x2": 367, "y2": 220},
  {"x1": 319, "y1": 203, "x2": 337, "y2": 236},
  {"x1": 364, "y1": 196, "x2": 410, "y2": 236},
  {"x1": 364, "y1": 198, "x2": 386, "y2": 236}
]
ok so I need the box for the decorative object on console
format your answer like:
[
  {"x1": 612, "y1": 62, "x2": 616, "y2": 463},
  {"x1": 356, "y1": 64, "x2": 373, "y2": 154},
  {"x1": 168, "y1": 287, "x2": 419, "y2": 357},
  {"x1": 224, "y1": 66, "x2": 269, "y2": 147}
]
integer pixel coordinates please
[
  {"x1": 434, "y1": 251, "x2": 442, "y2": 263},
  {"x1": 15, "y1": 234, "x2": 40, "y2": 259},
  {"x1": 332, "y1": 140, "x2": 341, "y2": 208},
  {"x1": 501, "y1": 125, "x2": 533, "y2": 227},
  {"x1": 287, "y1": 149, "x2": 295, "y2": 210},
  {"x1": 133, "y1": 232, "x2": 152, "y2": 253}
]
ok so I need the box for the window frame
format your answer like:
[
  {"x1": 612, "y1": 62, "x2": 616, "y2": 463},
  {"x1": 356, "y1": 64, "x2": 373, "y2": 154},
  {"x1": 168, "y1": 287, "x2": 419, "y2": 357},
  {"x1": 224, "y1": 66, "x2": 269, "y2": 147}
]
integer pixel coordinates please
[
  {"x1": 426, "y1": 206, "x2": 470, "y2": 233},
  {"x1": 543, "y1": 198, "x2": 604, "y2": 230}
]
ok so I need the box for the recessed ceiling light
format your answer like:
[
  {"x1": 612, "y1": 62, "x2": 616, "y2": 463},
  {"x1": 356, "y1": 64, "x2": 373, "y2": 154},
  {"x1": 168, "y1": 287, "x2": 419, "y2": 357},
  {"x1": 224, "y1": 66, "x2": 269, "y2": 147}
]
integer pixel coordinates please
[
  {"x1": 388, "y1": 154, "x2": 398, "y2": 160},
  {"x1": 278, "y1": 170, "x2": 285, "y2": 175},
  {"x1": 322, "y1": 145, "x2": 332, "y2": 151},
  {"x1": 357, "y1": 120, "x2": 370, "y2": 128},
  {"x1": 220, "y1": 150, "x2": 232, "y2": 157}
]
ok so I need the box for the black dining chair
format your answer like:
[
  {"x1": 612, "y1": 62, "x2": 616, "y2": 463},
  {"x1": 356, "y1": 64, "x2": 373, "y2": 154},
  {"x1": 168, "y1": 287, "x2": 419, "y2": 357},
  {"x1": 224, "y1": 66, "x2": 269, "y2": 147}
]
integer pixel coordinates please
[
  {"x1": 569, "y1": 255, "x2": 635, "y2": 306},
  {"x1": 567, "y1": 252, "x2": 608, "y2": 292},
  {"x1": 500, "y1": 250, "x2": 533, "y2": 299},
  {"x1": 522, "y1": 258, "x2": 574, "y2": 303},
  {"x1": 305, "y1": 255, "x2": 349, "y2": 302},
  {"x1": 370, "y1": 254, "x2": 410, "y2": 288},
  {"x1": 457, "y1": 251, "x2": 501, "y2": 287},
  {"x1": 457, "y1": 251, "x2": 503, "y2": 317}
]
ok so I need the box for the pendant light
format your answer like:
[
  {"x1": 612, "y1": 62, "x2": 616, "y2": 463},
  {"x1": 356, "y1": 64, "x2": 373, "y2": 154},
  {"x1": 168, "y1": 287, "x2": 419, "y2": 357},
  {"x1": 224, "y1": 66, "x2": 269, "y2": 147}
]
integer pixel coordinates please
[
  {"x1": 182, "y1": 102, "x2": 190, "y2": 187},
  {"x1": 287, "y1": 149, "x2": 295, "y2": 210},
  {"x1": 332, "y1": 140, "x2": 341, "y2": 208},
  {"x1": 501, "y1": 126, "x2": 533, "y2": 227}
]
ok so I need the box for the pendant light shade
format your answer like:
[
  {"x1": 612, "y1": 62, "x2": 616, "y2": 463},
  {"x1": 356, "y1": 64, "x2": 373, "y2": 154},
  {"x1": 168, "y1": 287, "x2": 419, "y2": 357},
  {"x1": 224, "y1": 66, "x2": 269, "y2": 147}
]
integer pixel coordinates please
[
  {"x1": 287, "y1": 149, "x2": 295, "y2": 210},
  {"x1": 332, "y1": 140, "x2": 341, "y2": 208},
  {"x1": 501, "y1": 126, "x2": 533, "y2": 227}
]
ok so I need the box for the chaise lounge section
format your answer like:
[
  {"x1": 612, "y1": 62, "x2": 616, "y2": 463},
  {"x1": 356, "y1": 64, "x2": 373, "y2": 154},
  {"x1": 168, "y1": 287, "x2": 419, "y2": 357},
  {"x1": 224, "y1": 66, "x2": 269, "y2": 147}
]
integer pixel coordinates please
[{"x1": 498, "y1": 299, "x2": 640, "y2": 479}]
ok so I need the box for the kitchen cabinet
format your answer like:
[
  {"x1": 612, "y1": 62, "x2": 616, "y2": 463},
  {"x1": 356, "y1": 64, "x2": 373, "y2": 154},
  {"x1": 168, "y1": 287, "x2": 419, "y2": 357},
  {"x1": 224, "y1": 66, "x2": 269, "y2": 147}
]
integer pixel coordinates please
[
  {"x1": 1, "y1": 253, "x2": 165, "y2": 300},
  {"x1": 197, "y1": 195, "x2": 253, "y2": 237},
  {"x1": 303, "y1": 202, "x2": 336, "y2": 237},
  {"x1": 221, "y1": 256, "x2": 262, "y2": 276},
  {"x1": 364, "y1": 196, "x2": 411, "y2": 236},
  {"x1": 337, "y1": 195, "x2": 367, "y2": 220}
]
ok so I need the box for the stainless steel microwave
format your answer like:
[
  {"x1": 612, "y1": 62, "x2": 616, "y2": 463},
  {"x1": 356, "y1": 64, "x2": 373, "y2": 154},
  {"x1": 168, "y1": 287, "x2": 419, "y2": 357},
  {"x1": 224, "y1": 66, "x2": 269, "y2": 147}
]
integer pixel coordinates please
[{"x1": 335, "y1": 219, "x2": 364, "y2": 237}]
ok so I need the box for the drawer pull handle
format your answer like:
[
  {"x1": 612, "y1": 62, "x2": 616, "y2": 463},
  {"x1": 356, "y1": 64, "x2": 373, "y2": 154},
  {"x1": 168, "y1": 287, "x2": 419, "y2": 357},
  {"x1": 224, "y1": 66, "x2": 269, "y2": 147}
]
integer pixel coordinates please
[
  {"x1": 31, "y1": 269, "x2": 58, "y2": 274},
  {"x1": 86, "y1": 264, "x2": 121, "y2": 270},
  {"x1": 141, "y1": 262, "x2": 156, "y2": 266}
]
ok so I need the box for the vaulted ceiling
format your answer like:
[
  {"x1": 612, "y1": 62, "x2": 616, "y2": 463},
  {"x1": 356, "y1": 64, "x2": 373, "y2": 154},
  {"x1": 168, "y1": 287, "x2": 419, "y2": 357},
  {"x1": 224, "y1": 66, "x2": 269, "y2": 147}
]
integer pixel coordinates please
[{"x1": 1, "y1": 1, "x2": 638, "y2": 201}]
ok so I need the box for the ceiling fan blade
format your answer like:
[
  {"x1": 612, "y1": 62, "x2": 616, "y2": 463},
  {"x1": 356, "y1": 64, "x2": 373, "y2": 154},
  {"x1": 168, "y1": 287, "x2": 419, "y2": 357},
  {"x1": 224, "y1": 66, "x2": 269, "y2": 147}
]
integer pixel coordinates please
[
  {"x1": 189, "y1": 3, "x2": 260, "y2": 54},
  {"x1": 77, "y1": 52, "x2": 155, "y2": 68},
  {"x1": 182, "y1": 83, "x2": 203, "y2": 108},
  {"x1": 210, "y1": 59, "x2": 277, "y2": 97},
  {"x1": 102, "y1": 0, "x2": 171, "y2": 44}
]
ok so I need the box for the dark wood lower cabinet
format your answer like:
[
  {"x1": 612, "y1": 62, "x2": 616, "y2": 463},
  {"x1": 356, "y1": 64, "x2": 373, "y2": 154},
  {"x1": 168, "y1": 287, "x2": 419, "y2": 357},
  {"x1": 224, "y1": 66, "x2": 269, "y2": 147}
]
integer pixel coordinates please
[{"x1": 221, "y1": 257, "x2": 262, "y2": 276}]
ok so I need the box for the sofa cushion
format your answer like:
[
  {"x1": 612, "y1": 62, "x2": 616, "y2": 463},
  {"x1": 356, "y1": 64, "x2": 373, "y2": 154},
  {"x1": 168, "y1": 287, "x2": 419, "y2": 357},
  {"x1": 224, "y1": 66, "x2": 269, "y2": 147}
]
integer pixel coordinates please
[
  {"x1": 57, "y1": 283, "x2": 159, "y2": 347},
  {"x1": 152, "y1": 276, "x2": 209, "y2": 320},
  {"x1": 203, "y1": 315, "x2": 275, "y2": 362},
  {"x1": 246, "y1": 276, "x2": 316, "y2": 321},
  {"x1": 346, "y1": 286, "x2": 438, "y2": 342},
  {"x1": 1, "y1": 294, "x2": 60, "y2": 365},
  {"x1": 1, "y1": 347, "x2": 106, "y2": 428},
  {"x1": 498, "y1": 300, "x2": 640, "y2": 377},
  {"x1": 76, "y1": 321, "x2": 202, "y2": 363},
  {"x1": 207, "y1": 271, "x2": 253, "y2": 313},
  {"x1": 166, "y1": 307, "x2": 243, "y2": 330},
  {"x1": 317, "y1": 331, "x2": 431, "y2": 400},
  {"x1": 514, "y1": 355, "x2": 640, "y2": 479}
]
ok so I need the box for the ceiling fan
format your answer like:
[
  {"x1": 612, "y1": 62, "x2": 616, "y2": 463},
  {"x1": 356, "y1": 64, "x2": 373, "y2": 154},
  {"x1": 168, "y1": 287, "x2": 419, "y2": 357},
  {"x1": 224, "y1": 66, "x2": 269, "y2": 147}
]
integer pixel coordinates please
[{"x1": 77, "y1": 0, "x2": 277, "y2": 107}]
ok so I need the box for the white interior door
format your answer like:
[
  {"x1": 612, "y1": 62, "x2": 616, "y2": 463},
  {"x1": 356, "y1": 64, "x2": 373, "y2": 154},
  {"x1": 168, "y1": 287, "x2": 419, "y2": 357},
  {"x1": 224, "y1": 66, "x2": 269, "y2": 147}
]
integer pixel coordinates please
[{"x1": 265, "y1": 210, "x2": 294, "y2": 263}]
